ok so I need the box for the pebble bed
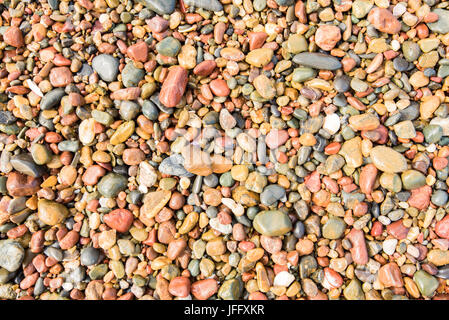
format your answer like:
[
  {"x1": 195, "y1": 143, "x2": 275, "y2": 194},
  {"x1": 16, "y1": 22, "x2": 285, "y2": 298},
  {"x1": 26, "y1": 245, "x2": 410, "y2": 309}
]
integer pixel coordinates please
[{"x1": 0, "y1": 0, "x2": 449, "y2": 301}]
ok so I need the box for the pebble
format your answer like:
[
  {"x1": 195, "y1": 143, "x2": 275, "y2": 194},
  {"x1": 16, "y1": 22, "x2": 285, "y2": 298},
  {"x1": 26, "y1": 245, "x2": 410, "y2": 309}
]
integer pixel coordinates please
[
  {"x1": 253, "y1": 210, "x2": 292, "y2": 236},
  {"x1": 370, "y1": 146, "x2": 408, "y2": 173}
]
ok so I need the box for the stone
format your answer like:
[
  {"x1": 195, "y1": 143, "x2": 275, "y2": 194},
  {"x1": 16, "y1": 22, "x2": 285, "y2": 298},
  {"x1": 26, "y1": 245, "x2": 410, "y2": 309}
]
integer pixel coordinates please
[
  {"x1": 359, "y1": 164, "x2": 378, "y2": 195},
  {"x1": 435, "y1": 215, "x2": 449, "y2": 239},
  {"x1": 140, "y1": 190, "x2": 171, "y2": 226},
  {"x1": 0, "y1": 241, "x2": 24, "y2": 272},
  {"x1": 49, "y1": 67, "x2": 73, "y2": 87},
  {"x1": 3, "y1": 26, "x2": 24, "y2": 47},
  {"x1": 156, "y1": 37, "x2": 181, "y2": 57},
  {"x1": 6, "y1": 172, "x2": 40, "y2": 196},
  {"x1": 37, "y1": 199, "x2": 69, "y2": 226},
  {"x1": 368, "y1": 7, "x2": 402, "y2": 34},
  {"x1": 253, "y1": 210, "x2": 292, "y2": 236},
  {"x1": 428, "y1": 249, "x2": 449, "y2": 267},
  {"x1": 339, "y1": 137, "x2": 363, "y2": 168},
  {"x1": 97, "y1": 173, "x2": 128, "y2": 198},
  {"x1": 159, "y1": 66, "x2": 188, "y2": 108},
  {"x1": 104, "y1": 209, "x2": 134, "y2": 233},
  {"x1": 121, "y1": 63, "x2": 145, "y2": 88},
  {"x1": 378, "y1": 262, "x2": 403, "y2": 288},
  {"x1": 293, "y1": 52, "x2": 342, "y2": 70},
  {"x1": 92, "y1": 54, "x2": 119, "y2": 82},
  {"x1": 414, "y1": 270, "x2": 439, "y2": 297},
  {"x1": 181, "y1": 145, "x2": 213, "y2": 176},
  {"x1": 254, "y1": 74, "x2": 276, "y2": 99},
  {"x1": 401, "y1": 170, "x2": 426, "y2": 190},
  {"x1": 260, "y1": 185, "x2": 286, "y2": 206},
  {"x1": 349, "y1": 114, "x2": 380, "y2": 131},
  {"x1": 315, "y1": 25, "x2": 341, "y2": 51},
  {"x1": 322, "y1": 217, "x2": 346, "y2": 239},
  {"x1": 370, "y1": 146, "x2": 408, "y2": 173},
  {"x1": 142, "y1": 0, "x2": 176, "y2": 15},
  {"x1": 245, "y1": 48, "x2": 273, "y2": 67},
  {"x1": 218, "y1": 279, "x2": 241, "y2": 300},
  {"x1": 265, "y1": 129, "x2": 289, "y2": 149},
  {"x1": 343, "y1": 279, "x2": 365, "y2": 300},
  {"x1": 427, "y1": 9, "x2": 449, "y2": 34},
  {"x1": 393, "y1": 121, "x2": 416, "y2": 139}
]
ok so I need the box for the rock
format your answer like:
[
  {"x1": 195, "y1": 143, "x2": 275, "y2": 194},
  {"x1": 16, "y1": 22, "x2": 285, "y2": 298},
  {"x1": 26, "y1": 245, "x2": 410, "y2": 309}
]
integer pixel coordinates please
[
  {"x1": 104, "y1": 209, "x2": 134, "y2": 233},
  {"x1": 401, "y1": 170, "x2": 426, "y2": 190},
  {"x1": 427, "y1": 9, "x2": 449, "y2": 34},
  {"x1": 138, "y1": 161, "x2": 158, "y2": 187},
  {"x1": 368, "y1": 7, "x2": 402, "y2": 34},
  {"x1": 156, "y1": 37, "x2": 181, "y2": 57},
  {"x1": 323, "y1": 113, "x2": 340, "y2": 135},
  {"x1": 386, "y1": 220, "x2": 409, "y2": 240},
  {"x1": 249, "y1": 32, "x2": 268, "y2": 50},
  {"x1": 121, "y1": 63, "x2": 145, "y2": 88},
  {"x1": 273, "y1": 271, "x2": 295, "y2": 287},
  {"x1": 0, "y1": 240, "x2": 24, "y2": 272},
  {"x1": 370, "y1": 146, "x2": 408, "y2": 173},
  {"x1": 286, "y1": 34, "x2": 308, "y2": 54},
  {"x1": 378, "y1": 262, "x2": 403, "y2": 288},
  {"x1": 181, "y1": 145, "x2": 212, "y2": 176},
  {"x1": 110, "y1": 121, "x2": 135, "y2": 145},
  {"x1": 265, "y1": 129, "x2": 289, "y2": 149},
  {"x1": 92, "y1": 54, "x2": 119, "y2": 82},
  {"x1": 382, "y1": 239, "x2": 398, "y2": 255},
  {"x1": 322, "y1": 217, "x2": 346, "y2": 239},
  {"x1": 349, "y1": 114, "x2": 380, "y2": 131},
  {"x1": 3, "y1": 26, "x2": 24, "y2": 47},
  {"x1": 260, "y1": 184, "x2": 286, "y2": 206},
  {"x1": 292, "y1": 67, "x2": 317, "y2": 83},
  {"x1": 420, "y1": 95, "x2": 440, "y2": 120},
  {"x1": 209, "y1": 79, "x2": 230, "y2": 97},
  {"x1": 408, "y1": 185, "x2": 432, "y2": 210},
  {"x1": 184, "y1": 0, "x2": 223, "y2": 11},
  {"x1": 339, "y1": 137, "x2": 363, "y2": 168},
  {"x1": 325, "y1": 154, "x2": 345, "y2": 175},
  {"x1": 435, "y1": 215, "x2": 449, "y2": 239},
  {"x1": 359, "y1": 164, "x2": 378, "y2": 195},
  {"x1": 49, "y1": 67, "x2": 73, "y2": 87},
  {"x1": 402, "y1": 41, "x2": 421, "y2": 62},
  {"x1": 37, "y1": 199, "x2": 69, "y2": 226},
  {"x1": 344, "y1": 279, "x2": 365, "y2": 300},
  {"x1": 0, "y1": 111, "x2": 16, "y2": 125},
  {"x1": 159, "y1": 154, "x2": 193, "y2": 177},
  {"x1": 178, "y1": 44, "x2": 197, "y2": 69},
  {"x1": 127, "y1": 41, "x2": 148, "y2": 62},
  {"x1": 293, "y1": 52, "x2": 342, "y2": 70},
  {"x1": 315, "y1": 25, "x2": 341, "y2": 51},
  {"x1": 193, "y1": 60, "x2": 217, "y2": 76},
  {"x1": 80, "y1": 247, "x2": 100, "y2": 266},
  {"x1": 428, "y1": 249, "x2": 449, "y2": 266},
  {"x1": 346, "y1": 228, "x2": 368, "y2": 265},
  {"x1": 236, "y1": 133, "x2": 257, "y2": 152},
  {"x1": 393, "y1": 121, "x2": 416, "y2": 139},
  {"x1": 253, "y1": 210, "x2": 292, "y2": 236},
  {"x1": 218, "y1": 279, "x2": 242, "y2": 300},
  {"x1": 245, "y1": 171, "x2": 267, "y2": 193},
  {"x1": 159, "y1": 66, "x2": 188, "y2": 108},
  {"x1": 191, "y1": 279, "x2": 218, "y2": 300},
  {"x1": 141, "y1": 0, "x2": 176, "y2": 15},
  {"x1": 245, "y1": 48, "x2": 273, "y2": 67},
  {"x1": 40, "y1": 88, "x2": 65, "y2": 110},
  {"x1": 219, "y1": 109, "x2": 236, "y2": 129},
  {"x1": 11, "y1": 153, "x2": 44, "y2": 177},
  {"x1": 254, "y1": 74, "x2": 276, "y2": 99},
  {"x1": 110, "y1": 87, "x2": 141, "y2": 100},
  {"x1": 97, "y1": 173, "x2": 128, "y2": 198},
  {"x1": 414, "y1": 270, "x2": 439, "y2": 297},
  {"x1": 6, "y1": 172, "x2": 40, "y2": 196},
  {"x1": 140, "y1": 190, "x2": 171, "y2": 226},
  {"x1": 423, "y1": 124, "x2": 443, "y2": 144}
]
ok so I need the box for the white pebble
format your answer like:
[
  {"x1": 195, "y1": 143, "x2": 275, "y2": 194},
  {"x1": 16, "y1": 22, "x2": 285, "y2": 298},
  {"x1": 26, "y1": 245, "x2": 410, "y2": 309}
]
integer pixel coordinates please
[
  {"x1": 382, "y1": 239, "x2": 398, "y2": 255},
  {"x1": 323, "y1": 113, "x2": 341, "y2": 135},
  {"x1": 273, "y1": 271, "x2": 295, "y2": 287}
]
